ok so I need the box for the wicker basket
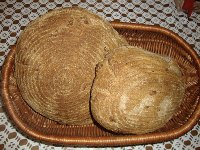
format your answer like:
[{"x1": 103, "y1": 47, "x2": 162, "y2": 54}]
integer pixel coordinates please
[{"x1": 1, "y1": 22, "x2": 200, "y2": 147}]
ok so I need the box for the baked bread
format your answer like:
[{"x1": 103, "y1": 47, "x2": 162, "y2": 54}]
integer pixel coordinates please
[
  {"x1": 14, "y1": 7, "x2": 127, "y2": 125},
  {"x1": 91, "y1": 46, "x2": 185, "y2": 134}
]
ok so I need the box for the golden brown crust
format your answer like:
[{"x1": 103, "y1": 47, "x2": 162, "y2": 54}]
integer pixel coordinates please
[
  {"x1": 14, "y1": 7, "x2": 127, "y2": 125},
  {"x1": 91, "y1": 46, "x2": 185, "y2": 134}
]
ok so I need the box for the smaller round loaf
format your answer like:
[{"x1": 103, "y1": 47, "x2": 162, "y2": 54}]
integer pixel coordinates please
[{"x1": 91, "y1": 46, "x2": 185, "y2": 134}]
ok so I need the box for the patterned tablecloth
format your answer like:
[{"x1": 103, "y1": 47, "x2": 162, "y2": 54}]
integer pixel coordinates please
[{"x1": 0, "y1": 0, "x2": 200, "y2": 149}]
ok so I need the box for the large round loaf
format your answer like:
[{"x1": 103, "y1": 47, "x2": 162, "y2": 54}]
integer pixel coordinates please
[
  {"x1": 14, "y1": 7, "x2": 127, "y2": 125},
  {"x1": 91, "y1": 46, "x2": 185, "y2": 134}
]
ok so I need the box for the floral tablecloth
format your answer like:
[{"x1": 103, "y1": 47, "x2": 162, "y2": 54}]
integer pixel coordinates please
[{"x1": 0, "y1": 0, "x2": 199, "y2": 149}]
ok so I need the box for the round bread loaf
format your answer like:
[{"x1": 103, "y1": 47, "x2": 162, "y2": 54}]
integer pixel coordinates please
[
  {"x1": 14, "y1": 7, "x2": 127, "y2": 125},
  {"x1": 91, "y1": 46, "x2": 185, "y2": 134}
]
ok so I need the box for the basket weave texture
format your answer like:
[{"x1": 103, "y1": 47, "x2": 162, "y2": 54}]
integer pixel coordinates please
[{"x1": 1, "y1": 22, "x2": 200, "y2": 147}]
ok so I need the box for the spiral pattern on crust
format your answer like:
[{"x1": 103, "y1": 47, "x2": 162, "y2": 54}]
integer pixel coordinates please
[
  {"x1": 91, "y1": 46, "x2": 185, "y2": 134},
  {"x1": 14, "y1": 7, "x2": 128, "y2": 125}
]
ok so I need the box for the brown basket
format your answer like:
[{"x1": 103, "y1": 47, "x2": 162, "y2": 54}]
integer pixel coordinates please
[{"x1": 1, "y1": 22, "x2": 200, "y2": 147}]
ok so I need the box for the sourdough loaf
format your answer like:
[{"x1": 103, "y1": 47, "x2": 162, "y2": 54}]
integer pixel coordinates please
[
  {"x1": 91, "y1": 46, "x2": 185, "y2": 134},
  {"x1": 14, "y1": 7, "x2": 127, "y2": 125}
]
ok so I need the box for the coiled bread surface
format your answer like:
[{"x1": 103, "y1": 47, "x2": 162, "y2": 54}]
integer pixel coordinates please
[
  {"x1": 91, "y1": 46, "x2": 185, "y2": 134},
  {"x1": 14, "y1": 7, "x2": 127, "y2": 125}
]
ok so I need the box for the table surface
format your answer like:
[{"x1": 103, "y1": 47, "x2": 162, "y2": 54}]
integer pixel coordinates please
[{"x1": 0, "y1": 0, "x2": 200, "y2": 149}]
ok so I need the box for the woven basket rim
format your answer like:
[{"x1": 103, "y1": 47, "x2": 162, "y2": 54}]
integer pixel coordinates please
[{"x1": 1, "y1": 22, "x2": 200, "y2": 147}]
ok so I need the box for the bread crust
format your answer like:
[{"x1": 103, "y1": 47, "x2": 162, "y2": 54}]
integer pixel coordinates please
[
  {"x1": 91, "y1": 46, "x2": 185, "y2": 134},
  {"x1": 14, "y1": 7, "x2": 127, "y2": 125}
]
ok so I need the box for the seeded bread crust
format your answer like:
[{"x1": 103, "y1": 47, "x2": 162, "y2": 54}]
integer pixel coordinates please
[
  {"x1": 91, "y1": 46, "x2": 185, "y2": 134},
  {"x1": 15, "y1": 7, "x2": 127, "y2": 125}
]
